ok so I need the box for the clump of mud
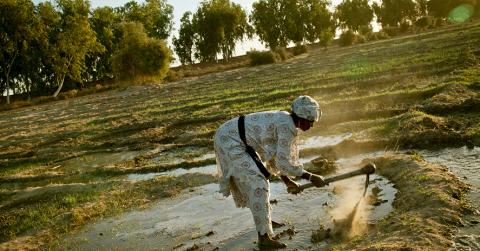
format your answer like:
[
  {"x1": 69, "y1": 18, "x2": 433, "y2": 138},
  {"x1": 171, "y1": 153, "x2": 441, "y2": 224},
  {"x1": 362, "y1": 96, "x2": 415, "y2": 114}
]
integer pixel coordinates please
[
  {"x1": 307, "y1": 156, "x2": 338, "y2": 175},
  {"x1": 366, "y1": 186, "x2": 388, "y2": 206},
  {"x1": 273, "y1": 227, "x2": 296, "y2": 240},
  {"x1": 311, "y1": 224, "x2": 331, "y2": 243}
]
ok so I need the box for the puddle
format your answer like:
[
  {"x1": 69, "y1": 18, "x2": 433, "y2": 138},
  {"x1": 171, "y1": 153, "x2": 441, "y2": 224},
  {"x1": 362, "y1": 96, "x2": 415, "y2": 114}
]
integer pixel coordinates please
[
  {"x1": 127, "y1": 156, "x2": 319, "y2": 181},
  {"x1": 417, "y1": 146, "x2": 480, "y2": 251},
  {"x1": 125, "y1": 134, "x2": 345, "y2": 182},
  {"x1": 418, "y1": 146, "x2": 480, "y2": 191},
  {"x1": 61, "y1": 151, "x2": 142, "y2": 171},
  {"x1": 63, "y1": 153, "x2": 396, "y2": 250},
  {"x1": 127, "y1": 164, "x2": 217, "y2": 181},
  {"x1": 62, "y1": 138, "x2": 480, "y2": 250},
  {"x1": 151, "y1": 156, "x2": 186, "y2": 165},
  {"x1": 151, "y1": 147, "x2": 212, "y2": 165},
  {"x1": 299, "y1": 133, "x2": 352, "y2": 149},
  {"x1": 192, "y1": 153, "x2": 215, "y2": 162}
]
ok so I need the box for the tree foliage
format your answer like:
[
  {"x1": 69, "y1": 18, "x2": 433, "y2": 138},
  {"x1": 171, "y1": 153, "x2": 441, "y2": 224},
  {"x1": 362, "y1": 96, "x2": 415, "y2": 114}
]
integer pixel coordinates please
[
  {"x1": 335, "y1": 0, "x2": 373, "y2": 33},
  {"x1": 116, "y1": 0, "x2": 173, "y2": 40},
  {"x1": 303, "y1": 0, "x2": 335, "y2": 44},
  {"x1": 86, "y1": 7, "x2": 122, "y2": 82},
  {"x1": 112, "y1": 22, "x2": 171, "y2": 80},
  {"x1": 373, "y1": 0, "x2": 418, "y2": 27},
  {"x1": 250, "y1": 0, "x2": 286, "y2": 49},
  {"x1": 7, "y1": 0, "x2": 477, "y2": 102},
  {"x1": 173, "y1": 12, "x2": 195, "y2": 65},
  {"x1": 50, "y1": 0, "x2": 103, "y2": 97},
  {"x1": 428, "y1": 0, "x2": 478, "y2": 19},
  {"x1": 192, "y1": 0, "x2": 249, "y2": 62},
  {"x1": 251, "y1": 0, "x2": 334, "y2": 49},
  {"x1": 0, "y1": 0, "x2": 37, "y2": 103}
]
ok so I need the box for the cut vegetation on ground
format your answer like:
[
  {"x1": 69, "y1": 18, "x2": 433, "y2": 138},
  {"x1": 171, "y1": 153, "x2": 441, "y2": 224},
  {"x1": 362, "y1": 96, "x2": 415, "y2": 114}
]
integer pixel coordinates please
[{"x1": 1, "y1": 21, "x2": 479, "y2": 249}]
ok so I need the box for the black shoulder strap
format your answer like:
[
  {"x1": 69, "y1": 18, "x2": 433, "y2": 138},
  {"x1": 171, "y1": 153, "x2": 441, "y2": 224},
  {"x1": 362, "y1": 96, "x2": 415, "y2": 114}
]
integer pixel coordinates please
[
  {"x1": 238, "y1": 115, "x2": 270, "y2": 179},
  {"x1": 238, "y1": 115, "x2": 247, "y2": 145}
]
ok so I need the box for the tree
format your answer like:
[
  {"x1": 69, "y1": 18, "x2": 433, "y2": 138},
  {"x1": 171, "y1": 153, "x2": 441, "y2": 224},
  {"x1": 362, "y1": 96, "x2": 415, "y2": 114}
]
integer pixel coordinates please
[
  {"x1": 15, "y1": 2, "x2": 54, "y2": 100},
  {"x1": 192, "y1": 0, "x2": 249, "y2": 62},
  {"x1": 303, "y1": 0, "x2": 335, "y2": 44},
  {"x1": 282, "y1": 0, "x2": 305, "y2": 44},
  {"x1": 251, "y1": 0, "x2": 287, "y2": 49},
  {"x1": 173, "y1": 12, "x2": 195, "y2": 65},
  {"x1": 50, "y1": 0, "x2": 103, "y2": 97},
  {"x1": 251, "y1": 0, "x2": 335, "y2": 49},
  {"x1": 116, "y1": 0, "x2": 173, "y2": 40},
  {"x1": 335, "y1": 0, "x2": 373, "y2": 33},
  {"x1": 86, "y1": 6, "x2": 122, "y2": 82},
  {"x1": 428, "y1": 0, "x2": 478, "y2": 20},
  {"x1": 427, "y1": 0, "x2": 452, "y2": 18},
  {"x1": 112, "y1": 22, "x2": 172, "y2": 80},
  {"x1": 417, "y1": 0, "x2": 429, "y2": 16},
  {"x1": 0, "y1": 0, "x2": 36, "y2": 104},
  {"x1": 33, "y1": 2, "x2": 61, "y2": 96},
  {"x1": 373, "y1": 0, "x2": 418, "y2": 28}
]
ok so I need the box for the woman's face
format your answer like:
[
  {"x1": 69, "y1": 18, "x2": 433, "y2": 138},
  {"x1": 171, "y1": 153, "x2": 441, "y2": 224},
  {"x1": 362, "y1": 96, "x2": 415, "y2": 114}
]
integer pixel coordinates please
[{"x1": 298, "y1": 118, "x2": 314, "y2": 131}]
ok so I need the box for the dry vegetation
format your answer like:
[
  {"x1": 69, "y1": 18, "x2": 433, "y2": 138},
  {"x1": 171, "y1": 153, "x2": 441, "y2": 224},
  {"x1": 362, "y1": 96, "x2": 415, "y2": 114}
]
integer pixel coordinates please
[{"x1": 0, "y1": 21, "x2": 479, "y2": 249}]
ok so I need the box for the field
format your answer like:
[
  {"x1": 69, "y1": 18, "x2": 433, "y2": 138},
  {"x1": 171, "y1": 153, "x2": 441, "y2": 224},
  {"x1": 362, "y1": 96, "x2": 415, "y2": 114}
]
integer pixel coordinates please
[{"x1": 1, "y1": 21, "x2": 479, "y2": 250}]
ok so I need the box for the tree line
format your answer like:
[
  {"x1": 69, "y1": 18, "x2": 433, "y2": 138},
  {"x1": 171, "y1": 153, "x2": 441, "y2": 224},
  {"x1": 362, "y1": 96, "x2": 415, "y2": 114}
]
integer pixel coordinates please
[{"x1": 1, "y1": 0, "x2": 479, "y2": 104}]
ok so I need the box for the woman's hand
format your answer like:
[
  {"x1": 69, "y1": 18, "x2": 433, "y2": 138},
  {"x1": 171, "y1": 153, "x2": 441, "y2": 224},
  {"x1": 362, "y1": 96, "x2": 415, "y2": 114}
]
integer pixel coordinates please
[
  {"x1": 286, "y1": 181, "x2": 303, "y2": 194},
  {"x1": 310, "y1": 174, "x2": 326, "y2": 187},
  {"x1": 281, "y1": 176, "x2": 304, "y2": 195},
  {"x1": 301, "y1": 171, "x2": 326, "y2": 188}
]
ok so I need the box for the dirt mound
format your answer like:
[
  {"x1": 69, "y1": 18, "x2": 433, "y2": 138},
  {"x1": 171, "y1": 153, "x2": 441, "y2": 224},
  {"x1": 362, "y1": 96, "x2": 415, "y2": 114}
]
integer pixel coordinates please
[
  {"x1": 390, "y1": 110, "x2": 466, "y2": 148},
  {"x1": 331, "y1": 154, "x2": 473, "y2": 250},
  {"x1": 426, "y1": 83, "x2": 477, "y2": 106},
  {"x1": 420, "y1": 83, "x2": 480, "y2": 114},
  {"x1": 396, "y1": 110, "x2": 448, "y2": 132}
]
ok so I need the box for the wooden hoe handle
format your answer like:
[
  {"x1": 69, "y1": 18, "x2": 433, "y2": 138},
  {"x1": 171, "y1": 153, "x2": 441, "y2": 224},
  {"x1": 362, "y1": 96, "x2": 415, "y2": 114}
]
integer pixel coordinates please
[{"x1": 299, "y1": 163, "x2": 376, "y2": 190}]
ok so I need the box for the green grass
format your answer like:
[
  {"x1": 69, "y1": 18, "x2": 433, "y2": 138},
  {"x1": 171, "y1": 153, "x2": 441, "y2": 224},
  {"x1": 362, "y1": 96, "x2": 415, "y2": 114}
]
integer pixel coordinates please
[{"x1": 0, "y1": 20, "x2": 479, "y2": 247}]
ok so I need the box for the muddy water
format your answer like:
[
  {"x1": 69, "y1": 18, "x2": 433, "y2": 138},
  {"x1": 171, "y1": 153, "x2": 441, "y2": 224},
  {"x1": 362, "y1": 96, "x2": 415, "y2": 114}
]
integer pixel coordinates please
[
  {"x1": 298, "y1": 133, "x2": 352, "y2": 149},
  {"x1": 62, "y1": 153, "x2": 396, "y2": 251},
  {"x1": 127, "y1": 134, "x2": 352, "y2": 182},
  {"x1": 417, "y1": 147, "x2": 480, "y2": 251},
  {"x1": 127, "y1": 164, "x2": 217, "y2": 181},
  {"x1": 58, "y1": 136, "x2": 479, "y2": 250}
]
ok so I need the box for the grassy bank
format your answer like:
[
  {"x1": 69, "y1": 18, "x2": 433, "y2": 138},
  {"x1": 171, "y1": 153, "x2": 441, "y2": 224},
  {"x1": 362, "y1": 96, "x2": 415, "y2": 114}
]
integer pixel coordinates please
[{"x1": 332, "y1": 154, "x2": 472, "y2": 250}]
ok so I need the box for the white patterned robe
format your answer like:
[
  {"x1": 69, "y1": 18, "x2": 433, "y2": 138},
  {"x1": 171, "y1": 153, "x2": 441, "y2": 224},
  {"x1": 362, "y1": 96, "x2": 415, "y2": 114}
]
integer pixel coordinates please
[{"x1": 214, "y1": 111, "x2": 304, "y2": 235}]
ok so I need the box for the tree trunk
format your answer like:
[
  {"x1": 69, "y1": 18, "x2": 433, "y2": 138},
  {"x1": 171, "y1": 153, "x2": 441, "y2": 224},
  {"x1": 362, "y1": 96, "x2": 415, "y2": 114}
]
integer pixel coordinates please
[
  {"x1": 6, "y1": 79, "x2": 10, "y2": 105},
  {"x1": 27, "y1": 79, "x2": 31, "y2": 101},
  {"x1": 52, "y1": 57, "x2": 72, "y2": 97},
  {"x1": 5, "y1": 51, "x2": 18, "y2": 105},
  {"x1": 52, "y1": 74, "x2": 66, "y2": 97}
]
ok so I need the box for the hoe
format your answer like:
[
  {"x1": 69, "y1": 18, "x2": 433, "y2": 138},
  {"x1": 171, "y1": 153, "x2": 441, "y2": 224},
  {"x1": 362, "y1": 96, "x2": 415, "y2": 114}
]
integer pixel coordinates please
[{"x1": 290, "y1": 163, "x2": 376, "y2": 196}]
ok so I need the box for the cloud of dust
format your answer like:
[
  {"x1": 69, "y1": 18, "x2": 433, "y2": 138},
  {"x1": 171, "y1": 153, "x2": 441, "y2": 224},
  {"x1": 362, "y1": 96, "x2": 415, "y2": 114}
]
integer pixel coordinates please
[{"x1": 327, "y1": 177, "x2": 370, "y2": 239}]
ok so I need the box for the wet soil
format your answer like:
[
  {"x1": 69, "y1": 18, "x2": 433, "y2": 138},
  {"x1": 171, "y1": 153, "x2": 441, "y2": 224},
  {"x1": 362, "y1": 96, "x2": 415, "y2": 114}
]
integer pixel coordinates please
[
  {"x1": 333, "y1": 153, "x2": 474, "y2": 251},
  {"x1": 418, "y1": 147, "x2": 480, "y2": 251},
  {"x1": 61, "y1": 154, "x2": 396, "y2": 250},
  {"x1": 53, "y1": 144, "x2": 478, "y2": 251},
  {"x1": 1, "y1": 22, "x2": 479, "y2": 250}
]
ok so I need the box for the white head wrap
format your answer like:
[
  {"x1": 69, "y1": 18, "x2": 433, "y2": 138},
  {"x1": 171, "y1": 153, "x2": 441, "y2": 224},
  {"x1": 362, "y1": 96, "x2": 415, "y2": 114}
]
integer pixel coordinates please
[{"x1": 291, "y1": 95, "x2": 321, "y2": 122}]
